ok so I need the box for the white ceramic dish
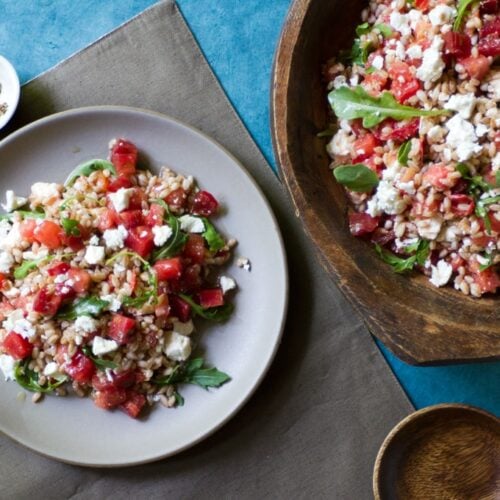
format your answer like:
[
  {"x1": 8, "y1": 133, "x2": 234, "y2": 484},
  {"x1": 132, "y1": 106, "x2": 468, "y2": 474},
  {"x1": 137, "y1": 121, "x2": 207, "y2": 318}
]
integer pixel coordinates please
[
  {"x1": 0, "y1": 106, "x2": 288, "y2": 466},
  {"x1": 0, "y1": 55, "x2": 20, "y2": 130}
]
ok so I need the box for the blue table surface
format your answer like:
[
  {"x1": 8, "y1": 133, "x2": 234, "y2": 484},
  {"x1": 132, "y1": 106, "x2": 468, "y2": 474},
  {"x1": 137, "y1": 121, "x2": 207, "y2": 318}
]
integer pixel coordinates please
[{"x1": 1, "y1": 0, "x2": 499, "y2": 415}]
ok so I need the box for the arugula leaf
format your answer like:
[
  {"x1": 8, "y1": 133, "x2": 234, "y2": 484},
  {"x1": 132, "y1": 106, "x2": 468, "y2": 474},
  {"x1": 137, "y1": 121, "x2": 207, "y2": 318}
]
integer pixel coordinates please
[
  {"x1": 57, "y1": 296, "x2": 109, "y2": 320},
  {"x1": 122, "y1": 292, "x2": 155, "y2": 309},
  {"x1": 340, "y1": 39, "x2": 373, "y2": 66},
  {"x1": 398, "y1": 140, "x2": 412, "y2": 166},
  {"x1": 202, "y1": 218, "x2": 225, "y2": 252},
  {"x1": 174, "y1": 391, "x2": 185, "y2": 406},
  {"x1": 153, "y1": 358, "x2": 231, "y2": 390},
  {"x1": 0, "y1": 207, "x2": 45, "y2": 221},
  {"x1": 65, "y1": 159, "x2": 117, "y2": 187},
  {"x1": 476, "y1": 195, "x2": 500, "y2": 234},
  {"x1": 81, "y1": 345, "x2": 118, "y2": 370},
  {"x1": 355, "y1": 22, "x2": 371, "y2": 36},
  {"x1": 375, "y1": 24, "x2": 393, "y2": 37},
  {"x1": 61, "y1": 217, "x2": 81, "y2": 237},
  {"x1": 478, "y1": 253, "x2": 497, "y2": 272},
  {"x1": 328, "y1": 86, "x2": 449, "y2": 128},
  {"x1": 14, "y1": 255, "x2": 54, "y2": 280},
  {"x1": 453, "y1": 0, "x2": 479, "y2": 31},
  {"x1": 14, "y1": 359, "x2": 67, "y2": 394},
  {"x1": 365, "y1": 66, "x2": 377, "y2": 75},
  {"x1": 375, "y1": 240, "x2": 430, "y2": 273},
  {"x1": 333, "y1": 164, "x2": 379, "y2": 192},
  {"x1": 151, "y1": 201, "x2": 188, "y2": 262},
  {"x1": 179, "y1": 293, "x2": 234, "y2": 323}
]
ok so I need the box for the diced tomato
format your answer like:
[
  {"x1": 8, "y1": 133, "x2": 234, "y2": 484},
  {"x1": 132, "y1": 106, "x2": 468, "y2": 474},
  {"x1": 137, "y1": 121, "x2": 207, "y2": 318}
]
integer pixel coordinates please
[
  {"x1": 460, "y1": 56, "x2": 491, "y2": 80},
  {"x1": 154, "y1": 258, "x2": 183, "y2": 281},
  {"x1": 414, "y1": 0, "x2": 430, "y2": 11},
  {"x1": 191, "y1": 191, "x2": 219, "y2": 217},
  {"x1": 94, "y1": 387, "x2": 128, "y2": 410},
  {"x1": 169, "y1": 295, "x2": 191, "y2": 322},
  {"x1": 19, "y1": 219, "x2": 37, "y2": 243},
  {"x1": 480, "y1": 0, "x2": 499, "y2": 14},
  {"x1": 473, "y1": 267, "x2": 500, "y2": 294},
  {"x1": 182, "y1": 234, "x2": 206, "y2": 264},
  {"x1": 92, "y1": 371, "x2": 136, "y2": 392},
  {"x1": 388, "y1": 62, "x2": 421, "y2": 104},
  {"x1": 64, "y1": 351, "x2": 96, "y2": 384},
  {"x1": 120, "y1": 391, "x2": 147, "y2": 418},
  {"x1": 144, "y1": 203, "x2": 165, "y2": 227},
  {"x1": 349, "y1": 119, "x2": 365, "y2": 137},
  {"x1": 450, "y1": 255, "x2": 466, "y2": 272},
  {"x1": 165, "y1": 188, "x2": 187, "y2": 211},
  {"x1": 422, "y1": 164, "x2": 453, "y2": 190},
  {"x1": 125, "y1": 226, "x2": 154, "y2": 257},
  {"x1": 108, "y1": 314, "x2": 136, "y2": 345},
  {"x1": 47, "y1": 262, "x2": 70, "y2": 276},
  {"x1": 154, "y1": 294, "x2": 170, "y2": 318},
  {"x1": 0, "y1": 273, "x2": 6, "y2": 290},
  {"x1": 2, "y1": 332, "x2": 33, "y2": 359},
  {"x1": 449, "y1": 194, "x2": 475, "y2": 217},
  {"x1": 98, "y1": 208, "x2": 119, "y2": 232},
  {"x1": 374, "y1": 118, "x2": 420, "y2": 142},
  {"x1": 33, "y1": 287, "x2": 62, "y2": 315},
  {"x1": 180, "y1": 264, "x2": 203, "y2": 293},
  {"x1": 363, "y1": 70, "x2": 389, "y2": 96},
  {"x1": 119, "y1": 209, "x2": 144, "y2": 229},
  {"x1": 128, "y1": 189, "x2": 146, "y2": 210},
  {"x1": 371, "y1": 228, "x2": 395, "y2": 246},
  {"x1": 489, "y1": 212, "x2": 500, "y2": 233},
  {"x1": 55, "y1": 282, "x2": 77, "y2": 301},
  {"x1": 410, "y1": 198, "x2": 441, "y2": 218},
  {"x1": 443, "y1": 32, "x2": 472, "y2": 59},
  {"x1": 67, "y1": 268, "x2": 91, "y2": 294},
  {"x1": 198, "y1": 288, "x2": 224, "y2": 308},
  {"x1": 478, "y1": 35, "x2": 500, "y2": 57},
  {"x1": 107, "y1": 175, "x2": 133, "y2": 193},
  {"x1": 34, "y1": 221, "x2": 63, "y2": 250},
  {"x1": 480, "y1": 17, "x2": 500, "y2": 37},
  {"x1": 348, "y1": 213, "x2": 379, "y2": 236},
  {"x1": 64, "y1": 234, "x2": 86, "y2": 251},
  {"x1": 110, "y1": 139, "x2": 138, "y2": 177},
  {"x1": 352, "y1": 134, "x2": 379, "y2": 162}
]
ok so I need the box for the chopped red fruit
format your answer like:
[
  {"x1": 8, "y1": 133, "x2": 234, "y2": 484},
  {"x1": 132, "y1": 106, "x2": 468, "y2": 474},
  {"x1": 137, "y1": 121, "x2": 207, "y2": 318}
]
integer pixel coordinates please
[
  {"x1": 65, "y1": 351, "x2": 96, "y2": 384},
  {"x1": 180, "y1": 264, "x2": 202, "y2": 293},
  {"x1": 93, "y1": 370, "x2": 137, "y2": 392},
  {"x1": 144, "y1": 203, "x2": 165, "y2": 227},
  {"x1": 460, "y1": 55, "x2": 491, "y2": 80},
  {"x1": 489, "y1": 212, "x2": 500, "y2": 233},
  {"x1": 2, "y1": 332, "x2": 33, "y2": 360},
  {"x1": 94, "y1": 387, "x2": 128, "y2": 410},
  {"x1": 450, "y1": 255, "x2": 466, "y2": 272},
  {"x1": 154, "y1": 294, "x2": 171, "y2": 318},
  {"x1": 348, "y1": 213, "x2": 379, "y2": 236},
  {"x1": 191, "y1": 191, "x2": 219, "y2": 217},
  {"x1": 423, "y1": 164, "x2": 454, "y2": 190},
  {"x1": 0, "y1": 273, "x2": 6, "y2": 290},
  {"x1": 120, "y1": 392, "x2": 147, "y2": 418},
  {"x1": 443, "y1": 32, "x2": 472, "y2": 59},
  {"x1": 119, "y1": 209, "x2": 144, "y2": 229},
  {"x1": 19, "y1": 219, "x2": 37, "y2": 243},
  {"x1": 34, "y1": 221, "x2": 63, "y2": 250},
  {"x1": 169, "y1": 295, "x2": 191, "y2": 322},
  {"x1": 480, "y1": 17, "x2": 500, "y2": 37},
  {"x1": 55, "y1": 283, "x2": 77, "y2": 301},
  {"x1": 108, "y1": 314, "x2": 136, "y2": 345},
  {"x1": 473, "y1": 267, "x2": 500, "y2": 294},
  {"x1": 198, "y1": 288, "x2": 224, "y2": 308},
  {"x1": 67, "y1": 268, "x2": 92, "y2": 294},
  {"x1": 478, "y1": 35, "x2": 500, "y2": 57},
  {"x1": 165, "y1": 188, "x2": 187, "y2": 211},
  {"x1": 154, "y1": 258, "x2": 183, "y2": 281},
  {"x1": 371, "y1": 228, "x2": 395, "y2": 246},
  {"x1": 449, "y1": 194, "x2": 475, "y2": 217},
  {"x1": 33, "y1": 287, "x2": 62, "y2": 316},
  {"x1": 374, "y1": 118, "x2": 419, "y2": 143},
  {"x1": 125, "y1": 226, "x2": 154, "y2": 257},
  {"x1": 363, "y1": 70, "x2": 389, "y2": 96},
  {"x1": 183, "y1": 234, "x2": 206, "y2": 264},
  {"x1": 107, "y1": 175, "x2": 133, "y2": 193},
  {"x1": 352, "y1": 134, "x2": 379, "y2": 162},
  {"x1": 480, "y1": 0, "x2": 499, "y2": 14},
  {"x1": 110, "y1": 139, "x2": 138, "y2": 177},
  {"x1": 388, "y1": 62, "x2": 421, "y2": 104},
  {"x1": 415, "y1": 0, "x2": 430, "y2": 11},
  {"x1": 127, "y1": 188, "x2": 146, "y2": 210},
  {"x1": 47, "y1": 262, "x2": 70, "y2": 276}
]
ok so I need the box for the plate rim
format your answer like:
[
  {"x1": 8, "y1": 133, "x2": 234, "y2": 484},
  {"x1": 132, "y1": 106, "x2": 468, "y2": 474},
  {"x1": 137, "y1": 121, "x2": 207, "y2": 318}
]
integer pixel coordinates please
[{"x1": 0, "y1": 105, "x2": 289, "y2": 467}]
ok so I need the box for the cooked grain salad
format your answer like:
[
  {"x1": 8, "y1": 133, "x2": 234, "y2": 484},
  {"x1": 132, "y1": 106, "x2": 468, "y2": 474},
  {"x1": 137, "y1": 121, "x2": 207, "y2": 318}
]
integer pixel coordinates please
[
  {"x1": 0, "y1": 139, "x2": 238, "y2": 419},
  {"x1": 324, "y1": 0, "x2": 499, "y2": 296}
]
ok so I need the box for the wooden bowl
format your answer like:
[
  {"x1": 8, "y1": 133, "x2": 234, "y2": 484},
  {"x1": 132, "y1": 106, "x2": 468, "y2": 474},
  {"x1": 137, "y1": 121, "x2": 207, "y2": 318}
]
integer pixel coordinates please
[
  {"x1": 373, "y1": 404, "x2": 500, "y2": 499},
  {"x1": 271, "y1": 0, "x2": 500, "y2": 365}
]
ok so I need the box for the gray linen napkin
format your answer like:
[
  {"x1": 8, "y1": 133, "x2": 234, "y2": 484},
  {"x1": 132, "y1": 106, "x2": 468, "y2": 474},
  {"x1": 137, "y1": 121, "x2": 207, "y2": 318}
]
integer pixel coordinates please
[{"x1": 0, "y1": 1, "x2": 413, "y2": 498}]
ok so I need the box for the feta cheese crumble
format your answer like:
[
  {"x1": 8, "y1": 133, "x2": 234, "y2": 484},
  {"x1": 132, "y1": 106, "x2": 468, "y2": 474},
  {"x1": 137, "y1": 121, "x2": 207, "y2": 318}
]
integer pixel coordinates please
[
  {"x1": 237, "y1": 257, "x2": 251, "y2": 271},
  {"x1": 164, "y1": 331, "x2": 192, "y2": 362},
  {"x1": 152, "y1": 225, "x2": 173, "y2": 246},
  {"x1": 101, "y1": 294, "x2": 122, "y2": 312},
  {"x1": 103, "y1": 225, "x2": 128, "y2": 250},
  {"x1": 0, "y1": 354, "x2": 17, "y2": 381},
  {"x1": 179, "y1": 215, "x2": 205, "y2": 233},
  {"x1": 0, "y1": 251, "x2": 14, "y2": 273},
  {"x1": 444, "y1": 93, "x2": 476, "y2": 119},
  {"x1": 416, "y1": 36, "x2": 445, "y2": 83},
  {"x1": 429, "y1": 260, "x2": 453, "y2": 288},
  {"x1": 445, "y1": 114, "x2": 482, "y2": 162},
  {"x1": 92, "y1": 336, "x2": 119, "y2": 356},
  {"x1": 428, "y1": 5, "x2": 456, "y2": 26},
  {"x1": 220, "y1": 276, "x2": 236, "y2": 294},
  {"x1": 327, "y1": 130, "x2": 354, "y2": 157},
  {"x1": 84, "y1": 245, "x2": 105, "y2": 265},
  {"x1": 1, "y1": 190, "x2": 27, "y2": 212},
  {"x1": 389, "y1": 12, "x2": 411, "y2": 37},
  {"x1": 74, "y1": 316, "x2": 98, "y2": 334},
  {"x1": 108, "y1": 188, "x2": 134, "y2": 213},
  {"x1": 30, "y1": 182, "x2": 61, "y2": 204}
]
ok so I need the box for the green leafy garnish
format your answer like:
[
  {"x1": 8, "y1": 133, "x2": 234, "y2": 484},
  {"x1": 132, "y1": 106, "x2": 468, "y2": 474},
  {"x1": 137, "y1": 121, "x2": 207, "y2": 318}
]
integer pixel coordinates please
[
  {"x1": 14, "y1": 255, "x2": 54, "y2": 280},
  {"x1": 496, "y1": 171, "x2": 500, "y2": 188},
  {"x1": 340, "y1": 39, "x2": 373, "y2": 66},
  {"x1": 82, "y1": 345, "x2": 118, "y2": 370},
  {"x1": 0, "y1": 207, "x2": 45, "y2": 221},
  {"x1": 365, "y1": 66, "x2": 377, "y2": 75},
  {"x1": 65, "y1": 159, "x2": 116, "y2": 187},
  {"x1": 374, "y1": 24, "x2": 393, "y2": 38},
  {"x1": 179, "y1": 294, "x2": 234, "y2": 323},
  {"x1": 476, "y1": 195, "x2": 500, "y2": 233},
  {"x1": 375, "y1": 240, "x2": 430, "y2": 273},
  {"x1": 202, "y1": 218, "x2": 225, "y2": 252},
  {"x1": 333, "y1": 164, "x2": 379, "y2": 192},
  {"x1": 355, "y1": 22, "x2": 371, "y2": 36},
  {"x1": 398, "y1": 140, "x2": 412, "y2": 166},
  {"x1": 14, "y1": 359, "x2": 67, "y2": 394},
  {"x1": 453, "y1": 0, "x2": 479, "y2": 31},
  {"x1": 328, "y1": 86, "x2": 449, "y2": 128},
  {"x1": 61, "y1": 217, "x2": 81, "y2": 237},
  {"x1": 151, "y1": 200, "x2": 188, "y2": 262},
  {"x1": 153, "y1": 358, "x2": 231, "y2": 390},
  {"x1": 478, "y1": 253, "x2": 497, "y2": 272},
  {"x1": 57, "y1": 296, "x2": 110, "y2": 320}
]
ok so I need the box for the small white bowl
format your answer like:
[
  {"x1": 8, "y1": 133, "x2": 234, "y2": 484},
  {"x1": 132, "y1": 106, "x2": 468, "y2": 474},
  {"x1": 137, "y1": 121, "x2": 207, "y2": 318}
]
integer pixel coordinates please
[{"x1": 0, "y1": 55, "x2": 20, "y2": 130}]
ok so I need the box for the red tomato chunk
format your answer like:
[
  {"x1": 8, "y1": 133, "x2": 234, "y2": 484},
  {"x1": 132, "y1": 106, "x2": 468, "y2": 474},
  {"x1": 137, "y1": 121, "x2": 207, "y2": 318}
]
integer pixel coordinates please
[
  {"x1": 144, "y1": 204, "x2": 165, "y2": 227},
  {"x1": 34, "y1": 221, "x2": 63, "y2": 249},
  {"x1": 169, "y1": 295, "x2": 192, "y2": 322},
  {"x1": 94, "y1": 387, "x2": 128, "y2": 410},
  {"x1": 125, "y1": 226, "x2": 154, "y2": 258},
  {"x1": 183, "y1": 234, "x2": 206, "y2": 264},
  {"x1": 191, "y1": 191, "x2": 219, "y2": 217},
  {"x1": 65, "y1": 351, "x2": 96, "y2": 384},
  {"x1": 108, "y1": 314, "x2": 136, "y2": 345},
  {"x1": 47, "y1": 262, "x2": 70, "y2": 276},
  {"x1": 3, "y1": 332, "x2": 33, "y2": 359},
  {"x1": 198, "y1": 288, "x2": 224, "y2": 308},
  {"x1": 120, "y1": 392, "x2": 147, "y2": 419},
  {"x1": 154, "y1": 258, "x2": 183, "y2": 281},
  {"x1": 443, "y1": 32, "x2": 472, "y2": 59},
  {"x1": 449, "y1": 194, "x2": 475, "y2": 217},
  {"x1": 33, "y1": 287, "x2": 62, "y2": 316},
  {"x1": 349, "y1": 213, "x2": 379, "y2": 236},
  {"x1": 111, "y1": 139, "x2": 138, "y2": 177}
]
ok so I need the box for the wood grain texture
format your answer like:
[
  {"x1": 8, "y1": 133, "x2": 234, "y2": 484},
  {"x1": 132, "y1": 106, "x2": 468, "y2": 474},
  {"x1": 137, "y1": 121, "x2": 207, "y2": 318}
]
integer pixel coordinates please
[
  {"x1": 270, "y1": 0, "x2": 500, "y2": 365},
  {"x1": 373, "y1": 405, "x2": 500, "y2": 500}
]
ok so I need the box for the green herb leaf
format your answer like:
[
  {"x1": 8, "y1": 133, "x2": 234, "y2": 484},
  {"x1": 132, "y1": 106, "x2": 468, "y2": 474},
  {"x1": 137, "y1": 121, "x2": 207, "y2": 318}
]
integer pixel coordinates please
[
  {"x1": 375, "y1": 240, "x2": 430, "y2": 273},
  {"x1": 82, "y1": 345, "x2": 118, "y2": 370},
  {"x1": 398, "y1": 140, "x2": 412, "y2": 166},
  {"x1": 178, "y1": 293, "x2": 234, "y2": 323},
  {"x1": 174, "y1": 391, "x2": 185, "y2": 406},
  {"x1": 478, "y1": 253, "x2": 496, "y2": 271},
  {"x1": 365, "y1": 66, "x2": 377, "y2": 75},
  {"x1": 151, "y1": 201, "x2": 188, "y2": 262},
  {"x1": 14, "y1": 359, "x2": 67, "y2": 394},
  {"x1": 333, "y1": 164, "x2": 379, "y2": 192},
  {"x1": 355, "y1": 22, "x2": 371, "y2": 36},
  {"x1": 61, "y1": 217, "x2": 81, "y2": 237},
  {"x1": 65, "y1": 159, "x2": 117, "y2": 187},
  {"x1": 0, "y1": 207, "x2": 45, "y2": 221},
  {"x1": 328, "y1": 86, "x2": 449, "y2": 128},
  {"x1": 496, "y1": 171, "x2": 500, "y2": 188},
  {"x1": 374, "y1": 24, "x2": 393, "y2": 37},
  {"x1": 453, "y1": 0, "x2": 479, "y2": 31},
  {"x1": 57, "y1": 296, "x2": 110, "y2": 320},
  {"x1": 14, "y1": 255, "x2": 54, "y2": 280},
  {"x1": 202, "y1": 218, "x2": 225, "y2": 252}
]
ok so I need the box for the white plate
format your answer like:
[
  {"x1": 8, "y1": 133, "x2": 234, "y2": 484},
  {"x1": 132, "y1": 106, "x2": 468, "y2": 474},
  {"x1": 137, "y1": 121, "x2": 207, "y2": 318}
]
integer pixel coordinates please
[
  {"x1": 0, "y1": 106, "x2": 288, "y2": 466},
  {"x1": 0, "y1": 55, "x2": 20, "y2": 130}
]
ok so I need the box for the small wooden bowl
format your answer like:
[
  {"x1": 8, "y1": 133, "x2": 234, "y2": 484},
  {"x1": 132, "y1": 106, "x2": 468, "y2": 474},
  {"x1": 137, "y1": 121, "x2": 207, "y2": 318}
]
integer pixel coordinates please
[
  {"x1": 373, "y1": 404, "x2": 500, "y2": 499},
  {"x1": 271, "y1": 0, "x2": 500, "y2": 364}
]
